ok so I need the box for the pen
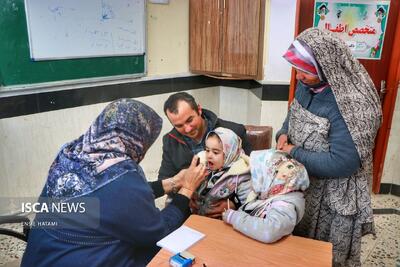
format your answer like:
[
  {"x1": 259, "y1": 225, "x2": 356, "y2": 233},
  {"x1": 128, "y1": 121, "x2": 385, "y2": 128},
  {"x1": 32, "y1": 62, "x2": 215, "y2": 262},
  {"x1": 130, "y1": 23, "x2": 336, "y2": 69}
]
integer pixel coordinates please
[{"x1": 227, "y1": 198, "x2": 230, "y2": 210}]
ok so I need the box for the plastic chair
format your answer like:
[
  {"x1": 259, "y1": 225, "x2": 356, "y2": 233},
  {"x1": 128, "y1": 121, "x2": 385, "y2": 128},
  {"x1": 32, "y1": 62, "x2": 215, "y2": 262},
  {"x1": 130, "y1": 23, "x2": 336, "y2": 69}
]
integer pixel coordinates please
[{"x1": 0, "y1": 214, "x2": 30, "y2": 242}]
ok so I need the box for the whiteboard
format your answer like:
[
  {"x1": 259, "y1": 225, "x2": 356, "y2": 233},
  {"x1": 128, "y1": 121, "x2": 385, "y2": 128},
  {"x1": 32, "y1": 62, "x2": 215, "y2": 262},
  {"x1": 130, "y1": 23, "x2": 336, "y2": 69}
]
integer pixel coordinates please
[{"x1": 24, "y1": 0, "x2": 145, "y2": 60}]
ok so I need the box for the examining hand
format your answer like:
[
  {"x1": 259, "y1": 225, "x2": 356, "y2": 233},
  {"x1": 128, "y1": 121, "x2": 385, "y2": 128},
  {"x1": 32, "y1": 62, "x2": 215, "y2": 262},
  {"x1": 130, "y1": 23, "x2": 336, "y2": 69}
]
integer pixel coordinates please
[
  {"x1": 178, "y1": 156, "x2": 207, "y2": 199},
  {"x1": 205, "y1": 199, "x2": 235, "y2": 219},
  {"x1": 172, "y1": 168, "x2": 187, "y2": 188},
  {"x1": 161, "y1": 168, "x2": 188, "y2": 194},
  {"x1": 276, "y1": 134, "x2": 288, "y2": 150}
]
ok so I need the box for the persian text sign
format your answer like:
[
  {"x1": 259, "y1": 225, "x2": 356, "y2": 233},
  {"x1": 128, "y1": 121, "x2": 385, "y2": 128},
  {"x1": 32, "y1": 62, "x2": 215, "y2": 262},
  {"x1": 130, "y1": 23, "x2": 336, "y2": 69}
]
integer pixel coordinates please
[{"x1": 314, "y1": 1, "x2": 390, "y2": 59}]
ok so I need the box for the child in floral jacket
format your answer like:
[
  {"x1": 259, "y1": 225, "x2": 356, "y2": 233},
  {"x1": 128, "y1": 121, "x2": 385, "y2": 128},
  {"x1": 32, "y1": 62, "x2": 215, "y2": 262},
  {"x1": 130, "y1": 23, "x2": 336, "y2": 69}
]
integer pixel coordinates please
[
  {"x1": 223, "y1": 149, "x2": 309, "y2": 243},
  {"x1": 193, "y1": 127, "x2": 252, "y2": 217}
]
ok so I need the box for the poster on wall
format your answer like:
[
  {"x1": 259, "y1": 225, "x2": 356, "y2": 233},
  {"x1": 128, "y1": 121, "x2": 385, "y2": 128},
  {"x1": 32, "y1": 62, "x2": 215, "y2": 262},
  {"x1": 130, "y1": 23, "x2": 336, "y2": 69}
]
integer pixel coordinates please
[{"x1": 313, "y1": 1, "x2": 390, "y2": 60}]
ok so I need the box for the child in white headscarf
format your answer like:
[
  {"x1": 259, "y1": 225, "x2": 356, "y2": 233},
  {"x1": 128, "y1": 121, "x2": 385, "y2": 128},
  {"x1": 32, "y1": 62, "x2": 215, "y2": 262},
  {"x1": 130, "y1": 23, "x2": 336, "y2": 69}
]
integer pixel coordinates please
[
  {"x1": 222, "y1": 149, "x2": 309, "y2": 243},
  {"x1": 193, "y1": 127, "x2": 252, "y2": 217}
]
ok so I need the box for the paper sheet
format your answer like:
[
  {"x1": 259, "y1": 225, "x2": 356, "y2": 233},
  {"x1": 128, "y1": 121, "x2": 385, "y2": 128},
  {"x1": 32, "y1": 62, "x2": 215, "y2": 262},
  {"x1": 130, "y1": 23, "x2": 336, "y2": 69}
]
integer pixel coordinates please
[{"x1": 156, "y1": 225, "x2": 205, "y2": 254}]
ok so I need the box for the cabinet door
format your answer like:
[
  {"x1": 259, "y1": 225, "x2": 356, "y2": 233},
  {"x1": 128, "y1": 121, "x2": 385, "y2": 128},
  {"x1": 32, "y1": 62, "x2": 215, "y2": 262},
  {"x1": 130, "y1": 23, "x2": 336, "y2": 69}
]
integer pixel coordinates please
[
  {"x1": 222, "y1": 0, "x2": 263, "y2": 78},
  {"x1": 189, "y1": 0, "x2": 222, "y2": 74}
]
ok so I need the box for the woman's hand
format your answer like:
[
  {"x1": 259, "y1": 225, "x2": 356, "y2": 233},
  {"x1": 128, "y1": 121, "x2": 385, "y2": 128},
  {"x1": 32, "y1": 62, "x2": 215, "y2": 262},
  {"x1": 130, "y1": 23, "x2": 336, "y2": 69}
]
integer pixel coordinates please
[
  {"x1": 173, "y1": 168, "x2": 187, "y2": 188},
  {"x1": 281, "y1": 143, "x2": 295, "y2": 154},
  {"x1": 178, "y1": 156, "x2": 207, "y2": 199},
  {"x1": 276, "y1": 134, "x2": 289, "y2": 150},
  {"x1": 161, "y1": 168, "x2": 187, "y2": 194}
]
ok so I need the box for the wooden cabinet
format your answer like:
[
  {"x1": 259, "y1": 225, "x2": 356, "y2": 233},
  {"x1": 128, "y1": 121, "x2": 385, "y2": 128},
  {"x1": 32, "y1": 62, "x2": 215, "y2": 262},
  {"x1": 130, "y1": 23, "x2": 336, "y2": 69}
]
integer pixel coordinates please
[{"x1": 189, "y1": 0, "x2": 265, "y2": 80}]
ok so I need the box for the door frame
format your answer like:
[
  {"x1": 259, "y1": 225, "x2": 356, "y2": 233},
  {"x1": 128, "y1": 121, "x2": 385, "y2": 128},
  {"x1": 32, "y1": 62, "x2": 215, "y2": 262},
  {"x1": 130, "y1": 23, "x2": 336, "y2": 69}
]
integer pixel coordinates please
[
  {"x1": 289, "y1": 0, "x2": 400, "y2": 193},
  {"x1": 372, "y1": 11, "x2": 400, "y2": 193}
]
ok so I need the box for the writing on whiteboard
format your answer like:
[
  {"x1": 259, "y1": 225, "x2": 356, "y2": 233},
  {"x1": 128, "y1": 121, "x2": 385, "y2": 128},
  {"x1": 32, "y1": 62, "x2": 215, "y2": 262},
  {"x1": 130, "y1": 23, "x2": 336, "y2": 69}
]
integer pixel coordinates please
[{"x1": 25, "y1": 0, "x2": 145, "y2": 60}]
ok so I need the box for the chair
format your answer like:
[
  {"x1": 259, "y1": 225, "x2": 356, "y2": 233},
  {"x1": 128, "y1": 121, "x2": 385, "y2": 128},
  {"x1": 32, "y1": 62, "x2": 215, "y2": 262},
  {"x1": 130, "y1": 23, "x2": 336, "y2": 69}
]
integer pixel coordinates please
[
  {"x1": 0, "y1": 214, "x2": 30, "y2": 242},
  {"x1": 245, "y1": 125, "x2": 273, "y2": 151}
]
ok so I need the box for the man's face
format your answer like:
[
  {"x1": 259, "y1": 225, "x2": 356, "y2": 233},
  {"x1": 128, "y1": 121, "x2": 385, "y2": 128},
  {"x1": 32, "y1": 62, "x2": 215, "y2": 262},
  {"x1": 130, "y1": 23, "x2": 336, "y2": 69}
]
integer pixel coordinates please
[{"x1": 166, "y1": 100, "x2": 205, "y2": 141}]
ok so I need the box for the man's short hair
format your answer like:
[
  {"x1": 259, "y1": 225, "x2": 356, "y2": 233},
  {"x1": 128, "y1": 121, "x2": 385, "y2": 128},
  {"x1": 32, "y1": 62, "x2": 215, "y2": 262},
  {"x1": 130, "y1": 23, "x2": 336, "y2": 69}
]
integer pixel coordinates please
[{"x1": 164, "y1": 92, "x2": 199, "y2": 115}]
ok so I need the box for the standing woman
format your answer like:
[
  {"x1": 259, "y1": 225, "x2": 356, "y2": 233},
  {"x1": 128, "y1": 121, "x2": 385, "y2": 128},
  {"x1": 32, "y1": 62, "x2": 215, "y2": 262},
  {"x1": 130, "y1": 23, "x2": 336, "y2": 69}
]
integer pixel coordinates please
[
  {"x1": 21, "y1": 99, "x2": 206, "y2": 267},
  {"x1": 276, "y1": 28, "x2": 382, "y2": 266}
]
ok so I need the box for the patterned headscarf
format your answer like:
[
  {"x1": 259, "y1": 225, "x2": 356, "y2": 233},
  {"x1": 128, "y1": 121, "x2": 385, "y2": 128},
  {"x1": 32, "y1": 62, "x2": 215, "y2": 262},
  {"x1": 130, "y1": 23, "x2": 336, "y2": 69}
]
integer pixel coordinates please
[
  {"x1": 250, "y1": 149, "x2": 309, "y2": 199},
  {"x1": 296, "y1": 28, "x2": 382, "y2": 162},
  {"x1": 46, "y1": 99, "x2": 162, "y2": 200},
  {"x1": 206, "y1": 127, "x2": 243, "y2": 168}
]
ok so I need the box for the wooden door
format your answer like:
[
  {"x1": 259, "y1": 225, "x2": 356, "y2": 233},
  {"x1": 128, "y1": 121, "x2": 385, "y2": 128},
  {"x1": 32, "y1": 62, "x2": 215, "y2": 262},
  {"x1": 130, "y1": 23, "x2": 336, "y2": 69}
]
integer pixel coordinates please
[
  {"x1": 294, "y1": 0, "x2": 400, "y2": 192},
  {"x1": 189, "y1": 0, "x2": 222, "y2": 74},
  {"x1": 221, "y1": 0, "x2": 264, "y2": 79},
  {"x1": 373, "y1": 12, "x2": 400, "y2": 193}
]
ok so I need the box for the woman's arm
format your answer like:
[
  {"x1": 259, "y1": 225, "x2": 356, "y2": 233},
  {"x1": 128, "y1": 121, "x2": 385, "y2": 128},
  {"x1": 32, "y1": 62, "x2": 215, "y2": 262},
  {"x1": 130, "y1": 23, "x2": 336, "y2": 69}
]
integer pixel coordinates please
[
  {"x1": 150, "y1": 169, "x2": 188, "y2": 198},
  {"x1": 289, "y1": 110, "x2": 361, "y2": 178},
  {"x1": 92, "y1": 172, "x2": 189, "y2": 246},
  {"x1": 97, "y1": 156, "x2": 206, "y2": 246}
]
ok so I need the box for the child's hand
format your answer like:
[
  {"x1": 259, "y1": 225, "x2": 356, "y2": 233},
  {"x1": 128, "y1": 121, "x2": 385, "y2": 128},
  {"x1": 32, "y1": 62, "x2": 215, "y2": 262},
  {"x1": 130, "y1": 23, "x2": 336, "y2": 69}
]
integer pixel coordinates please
[
  {"x1": 222, "y1": 209, "x2": 235, "y2": 224},
  {"x1": 189, "y1": 193, "x2": 200, "y2": 214},
  {"x1": 205, "y1": 199, "x2": 235, "y2": 219}
]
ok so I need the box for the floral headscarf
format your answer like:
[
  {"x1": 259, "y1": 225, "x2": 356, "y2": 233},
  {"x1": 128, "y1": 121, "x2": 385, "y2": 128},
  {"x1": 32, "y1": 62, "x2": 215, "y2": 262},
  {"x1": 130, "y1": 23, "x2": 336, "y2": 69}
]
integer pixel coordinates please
[
  {"x1": 250, "y1": 149, "x2": 309, "y2": 199},
  {"x1": 46, "y1": 99, "x2": 162, "y2": 200},
  {"x1": 206, "y1": 127, "x2": 243, "y2": 168}
]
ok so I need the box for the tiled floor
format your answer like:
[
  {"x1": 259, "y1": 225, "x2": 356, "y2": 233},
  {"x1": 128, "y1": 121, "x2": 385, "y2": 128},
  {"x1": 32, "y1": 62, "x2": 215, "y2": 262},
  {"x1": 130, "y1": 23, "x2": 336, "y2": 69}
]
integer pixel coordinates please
[
  {"x1": 1, "y1": 194, "x2": 399, "y2": 266},
  {"x1": 361, "y1": 194, "x2": 400, "y2": 266}
]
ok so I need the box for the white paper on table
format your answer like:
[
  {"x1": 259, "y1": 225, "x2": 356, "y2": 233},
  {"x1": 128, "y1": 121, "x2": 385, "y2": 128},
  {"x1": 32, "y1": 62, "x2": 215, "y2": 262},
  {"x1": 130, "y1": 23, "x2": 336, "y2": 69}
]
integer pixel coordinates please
[{"x1": 156, "y1": 225, "x2": 205, "y2": 254}]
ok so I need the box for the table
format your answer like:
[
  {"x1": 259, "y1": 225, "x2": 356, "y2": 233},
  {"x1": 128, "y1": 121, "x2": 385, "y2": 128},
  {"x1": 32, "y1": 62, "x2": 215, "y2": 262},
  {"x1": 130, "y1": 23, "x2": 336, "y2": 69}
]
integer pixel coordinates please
[{"x1": 148, "y1": 215, "x2": 332, "y2": 266}]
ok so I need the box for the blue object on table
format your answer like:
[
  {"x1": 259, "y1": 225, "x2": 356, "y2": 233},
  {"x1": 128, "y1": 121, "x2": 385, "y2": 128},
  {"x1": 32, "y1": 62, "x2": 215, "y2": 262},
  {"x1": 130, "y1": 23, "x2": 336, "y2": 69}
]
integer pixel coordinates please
[{"x1": 169, "y1": 251, "x2": 194, "y2": 267}]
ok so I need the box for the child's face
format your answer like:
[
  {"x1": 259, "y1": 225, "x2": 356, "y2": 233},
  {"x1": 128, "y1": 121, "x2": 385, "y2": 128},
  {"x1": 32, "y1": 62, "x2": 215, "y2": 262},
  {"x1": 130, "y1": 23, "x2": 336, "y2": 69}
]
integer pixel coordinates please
[{"x1": 205, "y1": 135, "x2": 224, "y2": 171}]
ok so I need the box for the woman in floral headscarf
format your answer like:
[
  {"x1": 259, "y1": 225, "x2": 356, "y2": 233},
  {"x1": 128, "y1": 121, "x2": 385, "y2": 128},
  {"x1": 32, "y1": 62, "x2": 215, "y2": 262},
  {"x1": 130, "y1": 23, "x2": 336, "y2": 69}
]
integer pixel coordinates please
[
  {"x1": 277, "y1": 28, "x2": 382, "y2": 266},
  {"x1": 192, "y1": 127, "x2": 252, "y2": 218},
  {"x1": 21, "y1": 99, "x2": 206, "y2": 267},
  {"x1": 222, "y1": 149, "x2": 309, "y2": 243}
]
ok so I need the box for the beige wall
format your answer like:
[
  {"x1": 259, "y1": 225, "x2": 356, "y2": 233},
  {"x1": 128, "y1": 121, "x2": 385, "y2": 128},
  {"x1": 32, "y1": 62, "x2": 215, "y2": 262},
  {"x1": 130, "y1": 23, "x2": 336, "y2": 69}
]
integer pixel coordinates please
[
  {"x1": 147, "y1": 0, "x2": 189, "y2": 76},
  {"x1": 260, "y1": 101, "x2": 288, "y2": 147}
]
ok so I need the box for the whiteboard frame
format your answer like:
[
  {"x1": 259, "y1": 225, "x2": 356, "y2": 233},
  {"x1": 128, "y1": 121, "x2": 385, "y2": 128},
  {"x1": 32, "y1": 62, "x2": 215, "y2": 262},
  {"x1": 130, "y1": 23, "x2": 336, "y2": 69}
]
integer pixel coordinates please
[
  {"x1": 24, "y1": 0, "x2": 147, "y2": 61},
  {"x1": 0, "y1": 0, "x2": 148, "y2": 92}
]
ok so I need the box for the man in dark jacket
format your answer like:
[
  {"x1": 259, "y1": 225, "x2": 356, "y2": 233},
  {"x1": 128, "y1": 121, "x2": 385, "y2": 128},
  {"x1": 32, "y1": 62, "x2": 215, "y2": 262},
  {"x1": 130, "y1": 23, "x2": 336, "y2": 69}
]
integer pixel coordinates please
[{"x1": 158, "y1": 92, "x2": 252, "y2": 216}]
